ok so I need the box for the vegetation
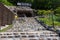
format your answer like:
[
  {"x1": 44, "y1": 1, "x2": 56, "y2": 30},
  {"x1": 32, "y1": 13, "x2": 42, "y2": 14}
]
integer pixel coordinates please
[
  {"x1": 0, "y1": 0, "x2": 13, "y2": 6},
  {"x1": 0, "y1": 0, "x2": 60, "y2": 9},
  {"x1": 37, "y1": 9, "x2": 60, "y2": 27},
  {"x1": 0, "y1": 25, "x2": 13, "y2": 32}
]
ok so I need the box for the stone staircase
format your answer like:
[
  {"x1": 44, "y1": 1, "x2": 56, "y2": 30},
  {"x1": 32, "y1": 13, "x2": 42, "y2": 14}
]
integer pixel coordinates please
[
  {"x1": 0, "y1": 17, "x2": 59, "y2": 40},
  {"x1": 7, "y1": 17, "x2": 45, "y2": 32},
  {"x1": 0, "y1": 32, "x2": 59, "y2": 40}
]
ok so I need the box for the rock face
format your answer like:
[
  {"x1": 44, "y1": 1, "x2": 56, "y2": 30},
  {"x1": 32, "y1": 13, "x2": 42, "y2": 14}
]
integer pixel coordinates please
[{"x1": 0, "y1": 3, "x2": 14, "y2": 26}]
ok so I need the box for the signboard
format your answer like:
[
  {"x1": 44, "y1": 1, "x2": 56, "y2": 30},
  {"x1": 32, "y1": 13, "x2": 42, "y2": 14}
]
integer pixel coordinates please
[{"x1": 17, "y1": 3, "x2": 32, "y2": 7}]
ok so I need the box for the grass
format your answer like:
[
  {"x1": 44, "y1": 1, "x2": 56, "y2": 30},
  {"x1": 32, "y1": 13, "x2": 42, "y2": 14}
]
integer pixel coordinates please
[{"x1": 0, "y1": 25, "x2": 13, "y2": 32}]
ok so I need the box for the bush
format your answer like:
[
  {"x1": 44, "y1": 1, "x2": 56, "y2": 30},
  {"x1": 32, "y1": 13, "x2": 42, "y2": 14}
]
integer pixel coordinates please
[
  {"x1": 38, "y1": 10, "x2": 60, "y2": 26},
  {"x1": 37, "y1": 10, "x2": 52, "y2": 17},
  {"x1": 0, "y1": 0, "x2": 13, "y2": 6},
  {"x1": 54, "y1": 7, "x2": 60, "y2": 16},
  {"x1": 56, "y1": 17, "x2": 60, "y2": 22}
]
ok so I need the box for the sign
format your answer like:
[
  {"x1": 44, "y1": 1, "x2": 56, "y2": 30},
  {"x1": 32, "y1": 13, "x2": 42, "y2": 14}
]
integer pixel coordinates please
[{"x1": 17, "y1": 3, "x2": 32, "y2": 7}]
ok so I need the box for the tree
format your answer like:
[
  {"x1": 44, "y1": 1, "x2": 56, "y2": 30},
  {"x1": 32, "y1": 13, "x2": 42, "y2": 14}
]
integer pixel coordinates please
[{"x1": 1, "y1": 0, "x2": 60, "y2": 9}]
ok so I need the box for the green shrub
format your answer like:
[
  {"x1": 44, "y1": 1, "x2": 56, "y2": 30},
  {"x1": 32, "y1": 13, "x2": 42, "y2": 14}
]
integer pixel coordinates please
[
  {"x1": 55, "y1": 7, "x2": 60, "y2": 16},
  {"x1": 0, "y1": 0, "x2": 13, "y2": 6},
  {"x1": 38, "y1": 10, "x2": 60, "y2": 26},
  {"x1": 37, "y1": 10, "x2": 52, "y2": 17}
]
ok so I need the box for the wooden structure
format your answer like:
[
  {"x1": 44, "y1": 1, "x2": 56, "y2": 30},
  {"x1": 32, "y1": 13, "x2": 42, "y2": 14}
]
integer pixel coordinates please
[
  {"x1": 16, "y1": 7, "x2": 34, "y2": 17},
  {"x1": 0, "y1": 3, "x2": 14, "y2": 26}
]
